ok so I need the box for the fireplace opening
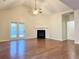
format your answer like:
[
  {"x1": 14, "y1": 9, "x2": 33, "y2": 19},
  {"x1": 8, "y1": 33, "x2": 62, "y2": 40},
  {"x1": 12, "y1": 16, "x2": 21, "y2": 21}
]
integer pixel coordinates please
[{"x1": 37, "y1": 30, "x2": 45, "y2": 39}]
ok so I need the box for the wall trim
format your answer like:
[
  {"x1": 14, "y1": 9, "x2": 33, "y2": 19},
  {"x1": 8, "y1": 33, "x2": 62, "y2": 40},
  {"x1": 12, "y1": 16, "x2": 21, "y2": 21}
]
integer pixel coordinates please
[
  {"x1": 0, "y1": 38, "x2": 36, "y2": 43},
  {"x1": 75, "y1": 41, "x2": 79, "y2": 44},
  {"x1": 0, "y1": 38, "x2": 63, "y2": 42},
  {"x1": 46, "y1": 38, "x2": 64, "y2": 41}
]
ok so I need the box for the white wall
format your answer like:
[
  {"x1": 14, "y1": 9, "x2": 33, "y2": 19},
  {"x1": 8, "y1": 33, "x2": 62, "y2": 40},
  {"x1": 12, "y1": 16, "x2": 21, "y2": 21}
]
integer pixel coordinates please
[
  {"x1": 48, "y1": 13, "x2": 63, "y2": 41},
  {"x1": 74, "y1": 10, "x2": 79, "y2": 44},
  {"x1": 0, "y1": 5, "x2": 64, "y2": 42}
]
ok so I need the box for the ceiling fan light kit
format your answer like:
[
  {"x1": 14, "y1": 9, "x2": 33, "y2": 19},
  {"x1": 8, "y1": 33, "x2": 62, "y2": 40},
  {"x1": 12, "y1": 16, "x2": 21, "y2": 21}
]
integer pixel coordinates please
[
  {"x1": 33, "y1": 8, "x2": 42, "y2": 15},
  {"x1": 33, "y1": 0, "x2": 42, "y2": 15},
  {"x1": 33, "y1": 8, "x2": 39, "y2": 15}
]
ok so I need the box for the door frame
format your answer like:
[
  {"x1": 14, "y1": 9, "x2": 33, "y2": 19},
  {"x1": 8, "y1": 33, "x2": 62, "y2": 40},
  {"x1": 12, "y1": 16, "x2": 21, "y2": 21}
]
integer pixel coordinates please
[
  {"x1": 62, "y1": 12, "x2": 75, "y2": 40},
  {"x1": 10, "y1": 22, "x2": 25, "y2": 40}
]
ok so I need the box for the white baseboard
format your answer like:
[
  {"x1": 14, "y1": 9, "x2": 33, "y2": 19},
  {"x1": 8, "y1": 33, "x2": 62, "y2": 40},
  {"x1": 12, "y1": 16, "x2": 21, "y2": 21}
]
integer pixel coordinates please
[
  {"x1": 0, "y1": 38, "x2": 73, "y2": 43},
  {"x1": 75, "y1": 41, "x2": 79, "y2": 44},
  {"x1": 46, "y1": 38, "x2": 64, "y2": 41},
  {"x1": 0, "y1": 40, "x2": 10, "y2": 42}
]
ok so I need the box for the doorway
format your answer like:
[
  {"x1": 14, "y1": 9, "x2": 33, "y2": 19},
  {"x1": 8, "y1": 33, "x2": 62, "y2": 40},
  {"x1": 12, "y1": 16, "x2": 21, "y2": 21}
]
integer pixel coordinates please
[
  {"x1": 67, "y1": 20, "x2": 75, "y2": 40},
  {"x1": 10, "y1": 22, "x2": 25, "y2": 39},
  {"x1": 62, "y1": 12, "x2": 75, "y2": 40}
]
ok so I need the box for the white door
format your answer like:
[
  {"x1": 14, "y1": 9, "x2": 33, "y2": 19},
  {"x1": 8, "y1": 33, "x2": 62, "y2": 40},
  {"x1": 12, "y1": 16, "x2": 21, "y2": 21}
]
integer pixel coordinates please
[
  {"x1": 10, "y1": 22, "x2": 17, "y2": 39},
  {"x1": 10, "y1": 22, "x2": 25, "y2": 39},
  {"x1": 18, "y1": 23, "x2": 25, "y2": 39}
]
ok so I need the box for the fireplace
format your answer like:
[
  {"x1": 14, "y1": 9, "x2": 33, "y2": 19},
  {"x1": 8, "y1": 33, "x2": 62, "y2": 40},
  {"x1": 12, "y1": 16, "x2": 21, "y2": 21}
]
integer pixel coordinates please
[{"x1": 37, "y1": 30, "x2": 45, "y2": 39}]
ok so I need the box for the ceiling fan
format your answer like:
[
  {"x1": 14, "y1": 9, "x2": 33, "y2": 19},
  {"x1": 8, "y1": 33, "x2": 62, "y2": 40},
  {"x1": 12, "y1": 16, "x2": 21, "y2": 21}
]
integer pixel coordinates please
[{"x1": 33, "y1": 0, "x2": 42, "y2": 15}]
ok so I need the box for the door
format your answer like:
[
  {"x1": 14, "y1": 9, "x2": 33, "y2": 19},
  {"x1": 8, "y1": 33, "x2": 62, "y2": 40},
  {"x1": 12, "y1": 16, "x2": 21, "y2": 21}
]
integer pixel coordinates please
[
  {"x1": 10, "y1": 22, "x2": 17, "y2": 39},
  {"x1": 10, "y1": 22, "x2": 25, "y2": 39},
  {"x1": 18, "y1": 23, "x2": 25, "y2": 39},
  {"x1": 62, "y1": 12, "x2": 75, "y2": 40},
  {"x1": 67, "y1": 20, "x2": 75, "y2": 40}
]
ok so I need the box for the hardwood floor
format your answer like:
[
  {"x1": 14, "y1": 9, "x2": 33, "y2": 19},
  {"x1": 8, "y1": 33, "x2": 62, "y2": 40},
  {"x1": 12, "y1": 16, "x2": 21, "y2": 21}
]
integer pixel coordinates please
[{"x1": 0, "y1": 39, "x2": 78, "y2": 59}]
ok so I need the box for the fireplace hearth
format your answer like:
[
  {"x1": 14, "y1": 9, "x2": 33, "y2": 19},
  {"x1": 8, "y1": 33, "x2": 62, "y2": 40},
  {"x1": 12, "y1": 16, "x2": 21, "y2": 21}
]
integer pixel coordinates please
[{"x1": 37, "y1": 30, "x2": 45, "y2": 39}]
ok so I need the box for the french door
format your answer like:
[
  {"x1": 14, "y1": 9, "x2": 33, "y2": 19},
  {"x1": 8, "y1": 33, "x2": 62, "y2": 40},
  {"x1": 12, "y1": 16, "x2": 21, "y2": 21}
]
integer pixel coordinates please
[
  {"x1": 10, "y1": 22, "x2": 17, "y2": 39},
  {"x1": 18, "y1": 23, "x2": 25, "y2": 39},
  {"x1": 10, "y1": 22, "x2": 25, "y2": 39}
]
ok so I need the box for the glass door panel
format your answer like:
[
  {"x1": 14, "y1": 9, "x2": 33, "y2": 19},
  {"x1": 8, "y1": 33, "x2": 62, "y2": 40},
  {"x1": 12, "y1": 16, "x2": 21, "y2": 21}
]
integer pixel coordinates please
[
  {"x1": 19, "y1": 23, "x2": 25, "y2": 38},
  {"x1": 10, "y1": 22, "x2": 17, "y2": 38}
]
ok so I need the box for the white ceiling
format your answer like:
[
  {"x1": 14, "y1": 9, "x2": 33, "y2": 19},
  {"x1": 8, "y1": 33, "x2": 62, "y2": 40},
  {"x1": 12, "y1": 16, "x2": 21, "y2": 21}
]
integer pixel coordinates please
[
  {"x1": 0, "y1": 0, "x2": 72, "y2": 14},
  {"x1": 61, "y1": 0, "x2": 79, "y2": 10}
]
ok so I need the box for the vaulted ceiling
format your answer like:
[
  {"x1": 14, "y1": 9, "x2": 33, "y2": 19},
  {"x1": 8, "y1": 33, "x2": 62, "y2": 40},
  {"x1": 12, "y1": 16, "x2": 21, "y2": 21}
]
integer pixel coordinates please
[
  {"x1": 0, "y1": 0, "x2": 73, "y2": 14},
  {"x1": 61, "y1": 0, "x2": 79, "y2": 10}
]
